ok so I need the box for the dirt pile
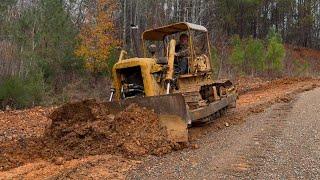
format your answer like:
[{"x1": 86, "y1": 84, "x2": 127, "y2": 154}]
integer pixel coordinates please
[
  {"x1": 0, "y1": 100, "x2": 177, "y2": 171},
  {"x1": 47, "y1": 100, "x2": 175, "y2": 158}
]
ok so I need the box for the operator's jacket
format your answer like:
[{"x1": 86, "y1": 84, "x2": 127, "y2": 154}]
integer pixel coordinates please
[{"x1": 175, "y1": 44, "x2": 189, "y2": 74}]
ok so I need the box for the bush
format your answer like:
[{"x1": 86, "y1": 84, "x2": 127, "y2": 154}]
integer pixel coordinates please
[
  {"x1": 229, "y1": 35, "x2": 264, "y2": 75},
  {"x1": 265, "y1": 28, "x2": 285, "y2": 74},
  {"x1": 229, "y1": 35, "x2": 245, "y2": 73},
  {"x1": 25, "y1": 71, "x2": 46, "y2": 104},
  {"x1": 0, "y1": 76, "x2": 27, "y2": 109},
  {"x1": 244, "y1": 37, "x2": 265, "y2": 75},
  {"x1": 227, "y1": 29, "x2": 285, "y2": 77},
  {"x1": 0, "y1": 72, "x2": 45, "y2": 109}
]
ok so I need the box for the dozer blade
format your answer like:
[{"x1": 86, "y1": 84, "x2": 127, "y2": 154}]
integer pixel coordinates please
[{"x1": 106, "y1": 94, "x2": 189, "y2": 143}]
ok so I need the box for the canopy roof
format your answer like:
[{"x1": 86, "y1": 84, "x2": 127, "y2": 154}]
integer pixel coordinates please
[{"x1": 142, "y1": 22, "x2": 208, "y2": 41}]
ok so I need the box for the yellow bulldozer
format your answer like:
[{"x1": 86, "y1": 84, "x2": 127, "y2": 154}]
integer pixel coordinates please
[{"x1": 107, "y1": 22, "x2": 237, "y2": 142}]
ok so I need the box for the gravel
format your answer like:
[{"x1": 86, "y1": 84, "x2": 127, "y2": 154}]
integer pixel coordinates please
[{"x1": 128, "y1": 88, "x2": 320, "y2": 179}]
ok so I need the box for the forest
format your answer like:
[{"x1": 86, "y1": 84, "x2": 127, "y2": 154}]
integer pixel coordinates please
[{"x1": 0, "y1": 0, "x2": 319, "y2": 108}]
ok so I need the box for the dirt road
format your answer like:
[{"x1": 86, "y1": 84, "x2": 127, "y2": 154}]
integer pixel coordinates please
[
  {"x1": 1, "y1": 77, "x2": 319, "y2": 179},
  {"x1": 129, "y1": 88, "x2": 320, "y2": 179}
]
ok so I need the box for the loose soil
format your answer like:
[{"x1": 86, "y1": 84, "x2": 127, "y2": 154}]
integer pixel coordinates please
[
  {"x1": 0, "y1": 102, "x2": 177, "y2": 175},
  {"x1": 48, "y1": 101, "x2": 176, "y2": 158},
  {"x1": 0, "y1": 77, "x2": 319, "y2": 179}
]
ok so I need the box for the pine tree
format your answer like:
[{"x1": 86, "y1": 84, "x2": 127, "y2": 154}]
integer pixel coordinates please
[
  {"x1": 265, "y1": 28, "x2": 285, "y2": 75},
  {"x1": 244, "y1": 37, "x2": 264, "y2": 75}
]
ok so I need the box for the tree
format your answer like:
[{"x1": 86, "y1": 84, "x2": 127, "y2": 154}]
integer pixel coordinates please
[
  {"x1": 265, "y1": 28, "x2": 285, "y2": 75},
  {"x1": 10, "y1": 0, "x2": 79, "y2": 86},
  {"x1": 75, "y1": 0, "x2": 119, "y2": 77},
  {"x1": 244, "y1": 37, "x2": 264, "y2": 75},
  {"x1": 229, "y1": 35, "x2": 245, "y2": 74}
]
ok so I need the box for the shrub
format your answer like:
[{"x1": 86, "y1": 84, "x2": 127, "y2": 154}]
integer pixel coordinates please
[
  {"x1": 229, "y1": 35, "x2": 245, "y2": 73},
  {"x1": 0, "y1": 76, "x2": 28, "y2": 109},
  {"x1": 223, "y1": 31, "x2": 286, "y2": 77},
  {"x1": 0, "y1": 71, "x2": 45, "y2": 109},
  {"x1": 25, "y1": 71, "x2": 46, "y2": 104},
  {"x1": 265, "y1": 28, "x2": 286, "y2": 74},
  {"x1": 244, "y1": 37, "x2": 265, "y2": 75}
]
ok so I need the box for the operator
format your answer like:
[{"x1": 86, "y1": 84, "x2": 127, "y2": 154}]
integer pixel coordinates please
[{"x1": 175, "y1": 34, "x2": 189, "y2": 74}]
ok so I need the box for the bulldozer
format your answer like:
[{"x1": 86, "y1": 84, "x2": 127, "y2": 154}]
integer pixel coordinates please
[{"x1": 107, "y1": 22, "x2": 237, "y2": 142}]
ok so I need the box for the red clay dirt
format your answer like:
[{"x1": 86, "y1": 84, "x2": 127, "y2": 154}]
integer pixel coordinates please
[
  {"x1": 0, "y1": 77, "x2": 319, "y2": 179},
  {"x1": 0, "y1": 107, "x2": 53, "y2": 143},
  {"x1": 48, "y1": 101, "x2": 176, "y2": 158},
  {"x1": 1, "y1": 155, "x2": 138, "y2": 179},
  {"x1": 0, "y1": 102, "x2": 177, "y2": 172}
]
